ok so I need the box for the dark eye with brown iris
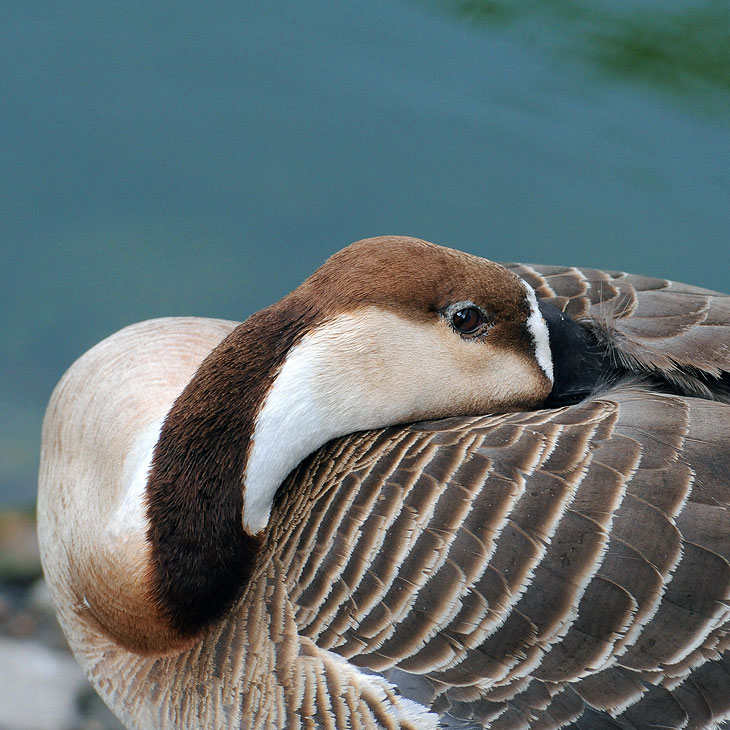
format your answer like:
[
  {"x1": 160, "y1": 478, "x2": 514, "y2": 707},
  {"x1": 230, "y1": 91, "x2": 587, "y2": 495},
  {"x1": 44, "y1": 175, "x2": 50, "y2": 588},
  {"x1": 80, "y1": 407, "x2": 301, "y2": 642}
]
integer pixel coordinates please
[{"x1": 451, "y1": 306, "x2": 484, "y2": 334}]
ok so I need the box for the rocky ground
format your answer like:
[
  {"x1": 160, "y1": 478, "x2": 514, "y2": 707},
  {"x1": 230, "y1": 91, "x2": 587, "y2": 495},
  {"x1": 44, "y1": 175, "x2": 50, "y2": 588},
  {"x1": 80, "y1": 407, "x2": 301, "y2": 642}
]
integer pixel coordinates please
[{"x1": 0, "y1": 510, "x2": 125, "y2": 730}]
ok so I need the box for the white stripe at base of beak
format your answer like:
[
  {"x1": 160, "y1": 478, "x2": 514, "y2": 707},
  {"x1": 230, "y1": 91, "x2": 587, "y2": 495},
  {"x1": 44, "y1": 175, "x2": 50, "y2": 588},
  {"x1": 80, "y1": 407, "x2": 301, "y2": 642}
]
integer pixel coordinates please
[{"x1": 522, "y1": 282, "x2": 554, "y2": 383}]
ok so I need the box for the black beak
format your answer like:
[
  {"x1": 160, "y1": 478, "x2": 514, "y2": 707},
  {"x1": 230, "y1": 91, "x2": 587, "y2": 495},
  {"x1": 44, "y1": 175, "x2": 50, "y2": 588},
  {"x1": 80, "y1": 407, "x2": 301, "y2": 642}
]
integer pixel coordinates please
[{"x1": 538, "y1": 299, "x2": 623, "y2": 407}]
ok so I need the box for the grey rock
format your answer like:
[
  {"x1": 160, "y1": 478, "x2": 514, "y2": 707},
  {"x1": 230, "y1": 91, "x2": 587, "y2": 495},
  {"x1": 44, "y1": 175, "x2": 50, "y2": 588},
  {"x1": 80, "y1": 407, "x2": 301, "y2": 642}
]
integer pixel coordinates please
[{"x1": 0, "y1": 637, "x2": 86, "y2": 730}]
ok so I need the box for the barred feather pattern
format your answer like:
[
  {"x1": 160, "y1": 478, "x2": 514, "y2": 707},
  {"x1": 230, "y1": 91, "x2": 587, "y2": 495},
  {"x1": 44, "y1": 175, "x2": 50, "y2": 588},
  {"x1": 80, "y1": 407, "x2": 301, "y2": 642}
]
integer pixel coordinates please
[
  {"x1": 48, "y1": 263, "x2": 730, "y2": 730},
  {"x1": 273, "y1": 386, "x2": 730, "y2": 730},
  {"x1": 76, "y1": 385, "x2": 730, "y2": 730}
]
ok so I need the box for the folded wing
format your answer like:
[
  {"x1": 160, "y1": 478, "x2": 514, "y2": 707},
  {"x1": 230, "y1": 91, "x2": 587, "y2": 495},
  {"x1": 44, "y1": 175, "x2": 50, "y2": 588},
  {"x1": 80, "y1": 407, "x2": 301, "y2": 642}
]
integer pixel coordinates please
[{"x1": 281, "y1": 387, "x2": 730, "y2": 729}]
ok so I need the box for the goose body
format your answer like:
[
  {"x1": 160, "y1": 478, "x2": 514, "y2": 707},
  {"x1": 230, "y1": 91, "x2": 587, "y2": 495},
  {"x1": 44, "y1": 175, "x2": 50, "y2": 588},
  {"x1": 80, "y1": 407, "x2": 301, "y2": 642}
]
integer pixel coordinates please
[{"x1": 37, "y1": 237, "x2": 730, "y2": 730}]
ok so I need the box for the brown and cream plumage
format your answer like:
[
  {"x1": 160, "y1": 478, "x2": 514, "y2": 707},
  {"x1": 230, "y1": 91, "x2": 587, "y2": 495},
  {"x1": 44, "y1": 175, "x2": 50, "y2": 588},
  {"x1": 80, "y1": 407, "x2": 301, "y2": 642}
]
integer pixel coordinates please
[{"x1": 37, "y1": 237, "x2": 730, "y2": 730}]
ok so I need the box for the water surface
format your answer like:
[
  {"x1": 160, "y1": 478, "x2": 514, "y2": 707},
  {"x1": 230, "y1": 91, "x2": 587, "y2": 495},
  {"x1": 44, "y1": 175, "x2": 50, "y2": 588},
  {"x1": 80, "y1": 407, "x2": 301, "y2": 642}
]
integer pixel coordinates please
[{"x1": 2, "y1": 0, "x2": 729, "y2": 504}]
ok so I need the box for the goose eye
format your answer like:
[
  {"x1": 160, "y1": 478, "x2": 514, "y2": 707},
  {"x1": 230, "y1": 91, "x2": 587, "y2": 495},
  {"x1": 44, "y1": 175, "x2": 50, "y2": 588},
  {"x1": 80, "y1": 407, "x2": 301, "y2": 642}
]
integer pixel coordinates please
[{"x1": 451, "y1": 306, "x2": 484, "y2": 334}]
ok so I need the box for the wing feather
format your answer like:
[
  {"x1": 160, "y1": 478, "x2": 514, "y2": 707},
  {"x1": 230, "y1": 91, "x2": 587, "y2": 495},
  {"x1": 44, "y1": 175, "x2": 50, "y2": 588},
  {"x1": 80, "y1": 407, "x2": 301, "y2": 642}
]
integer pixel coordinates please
[{"x1": 273, "y1": 386, "x2": 730, "y2": 728}]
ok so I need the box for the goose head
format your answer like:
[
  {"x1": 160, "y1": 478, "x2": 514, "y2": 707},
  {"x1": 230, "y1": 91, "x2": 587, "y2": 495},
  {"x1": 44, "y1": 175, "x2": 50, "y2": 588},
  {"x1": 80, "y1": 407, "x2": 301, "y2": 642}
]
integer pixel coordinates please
[{"x1": 42, "y1": 236, "x2": 556, "y2": 656}]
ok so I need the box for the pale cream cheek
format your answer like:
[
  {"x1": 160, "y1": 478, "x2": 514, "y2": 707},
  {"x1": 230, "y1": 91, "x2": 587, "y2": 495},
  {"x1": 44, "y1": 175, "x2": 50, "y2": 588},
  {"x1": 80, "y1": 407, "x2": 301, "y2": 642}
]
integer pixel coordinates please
[
  {"x1": 310, "y1": 311, "x2": 551, "y2": 426},
  {"x1": 398, "y1": 322, "x2": 552, "y2": 416},
  {"x1": 244, "y1": 310, "x2": 552, "y2": 533}
]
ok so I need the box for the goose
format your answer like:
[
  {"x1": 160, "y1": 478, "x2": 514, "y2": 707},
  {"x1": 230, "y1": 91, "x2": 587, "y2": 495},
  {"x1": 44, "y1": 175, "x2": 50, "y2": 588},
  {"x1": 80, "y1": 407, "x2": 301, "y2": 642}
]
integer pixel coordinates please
[{"x1": 37, "y1": 236, "x2": 730, "y2": 730}]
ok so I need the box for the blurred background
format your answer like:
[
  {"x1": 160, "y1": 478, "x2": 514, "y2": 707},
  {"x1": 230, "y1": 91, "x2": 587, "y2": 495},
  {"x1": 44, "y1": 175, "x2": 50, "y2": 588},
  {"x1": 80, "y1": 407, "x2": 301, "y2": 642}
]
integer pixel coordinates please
[{"x1": 1, "y1": 1, "x2": 729, "y2": 727}]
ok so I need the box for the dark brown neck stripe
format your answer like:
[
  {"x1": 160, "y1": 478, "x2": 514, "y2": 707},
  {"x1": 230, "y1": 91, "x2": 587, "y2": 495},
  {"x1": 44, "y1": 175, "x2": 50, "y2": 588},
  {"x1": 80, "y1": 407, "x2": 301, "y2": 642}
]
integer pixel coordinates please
[{"x1": 145, "y1": 296, "x2": 319, "y2": 638}]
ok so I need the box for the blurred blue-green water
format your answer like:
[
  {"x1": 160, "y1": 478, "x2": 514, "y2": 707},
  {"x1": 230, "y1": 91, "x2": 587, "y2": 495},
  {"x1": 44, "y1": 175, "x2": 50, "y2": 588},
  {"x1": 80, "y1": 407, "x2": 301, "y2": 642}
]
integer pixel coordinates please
[{"x1": 2, "y1": 0, "x2": 729, "y2": 505}]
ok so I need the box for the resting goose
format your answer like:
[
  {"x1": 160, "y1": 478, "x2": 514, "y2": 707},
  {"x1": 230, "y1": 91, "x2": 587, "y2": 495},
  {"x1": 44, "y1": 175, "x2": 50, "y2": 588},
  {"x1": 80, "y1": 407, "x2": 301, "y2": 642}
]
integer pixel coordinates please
[{"x1": 38, "y1": 236, "x2": 730, "y2": 730}]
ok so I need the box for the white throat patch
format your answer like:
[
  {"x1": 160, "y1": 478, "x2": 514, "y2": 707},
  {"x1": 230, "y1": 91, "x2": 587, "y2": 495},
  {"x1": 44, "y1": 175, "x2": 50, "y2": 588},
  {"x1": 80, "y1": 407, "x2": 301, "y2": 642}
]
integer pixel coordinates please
[{"x1": 241, "y1": 335, "x2": 330, "y2": 535}]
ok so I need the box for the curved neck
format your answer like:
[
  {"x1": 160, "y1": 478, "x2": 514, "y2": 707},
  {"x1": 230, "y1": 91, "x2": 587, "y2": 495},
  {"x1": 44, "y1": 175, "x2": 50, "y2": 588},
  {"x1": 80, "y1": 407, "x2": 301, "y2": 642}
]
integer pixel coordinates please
[
  {"x1": 145, "y1": 297, "x2": 317, "y2": 639},
  {"x1": 143, "y1": 277, "x2": 553, "y2": 640}
]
